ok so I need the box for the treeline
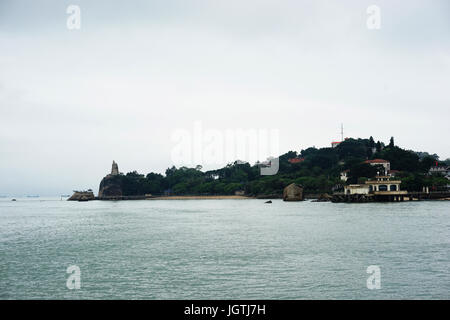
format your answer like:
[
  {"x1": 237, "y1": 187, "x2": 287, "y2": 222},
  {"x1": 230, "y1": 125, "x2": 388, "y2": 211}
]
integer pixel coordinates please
[{"x1": 113, "y1": 137, "x2": 449, "y2": 196}]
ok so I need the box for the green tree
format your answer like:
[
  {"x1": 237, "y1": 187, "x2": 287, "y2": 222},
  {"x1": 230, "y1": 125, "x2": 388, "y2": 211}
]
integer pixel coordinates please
[{"x1": 389, "y1": 137, "x2": 395, "y2": 148}]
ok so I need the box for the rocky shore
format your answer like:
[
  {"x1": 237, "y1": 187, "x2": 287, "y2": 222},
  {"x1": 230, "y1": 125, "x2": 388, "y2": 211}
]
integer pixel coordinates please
[{"x1": 68, "y1": 191, "x2": 95, "y2": 201}]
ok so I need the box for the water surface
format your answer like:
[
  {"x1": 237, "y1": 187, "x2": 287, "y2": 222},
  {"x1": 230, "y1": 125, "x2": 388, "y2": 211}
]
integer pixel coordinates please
[{"x1": 0, "y1": 198, "x2": 449, "y2": 299}]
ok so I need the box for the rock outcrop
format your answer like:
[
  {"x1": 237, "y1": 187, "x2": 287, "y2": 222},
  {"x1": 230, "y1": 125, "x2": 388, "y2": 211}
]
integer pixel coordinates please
[
  {"x1": 313, "y1": 193, "x2": 332, "y2": 202},
  {"x1": 283, "y1": 183, "x2": 304, "y2": 201},
  {"x1": 68, "y1": 191, "x2": 95, "y2": 201},
  {"x1": 98, "y1": 175, "x2": 123, "y2": 199},
  {"x1": 98, "y1": 161, "x2": 123, "y2": 199}
]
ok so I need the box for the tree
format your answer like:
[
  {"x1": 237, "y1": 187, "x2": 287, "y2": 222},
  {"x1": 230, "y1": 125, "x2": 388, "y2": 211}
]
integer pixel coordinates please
[
  {"x1": 420, "y1": 156, "x2": 437, "y2": 172},
  {"x1": 389, "y1": 137, "x2": 395, "y2": 148},
  {"x1": 368, "y1": 136, "x2": 375, "y2": 148},
  {"x1": 347, "y1": 163, "x2": 380, "y2": 184},
  {"x1": 376, "y1": 141, "x2": 382, "y2": 152}
]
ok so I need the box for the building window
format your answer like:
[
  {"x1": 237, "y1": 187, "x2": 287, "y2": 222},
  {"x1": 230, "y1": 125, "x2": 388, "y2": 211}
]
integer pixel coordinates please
[
  {"x1": 390, "y1": 185, "x2": 397, "y2": 191},
  {"x1": 379, "y1": 185, "x2": 388, "y2": 191}
]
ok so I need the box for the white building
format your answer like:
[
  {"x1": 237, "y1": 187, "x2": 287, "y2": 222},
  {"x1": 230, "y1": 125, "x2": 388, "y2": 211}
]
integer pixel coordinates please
[
  {"x1": 429, "y1": 166, "x2": 449, "y2": 176},
  {"x1": 365, "y1": 175, "x2": 406, "y2": 193},
  {"x1": 340, "y1": 170, "x2": 349, "y2": 182},
  {"x1": 344, "y1": 176, "x2": 407, "y2": 195},
  {"x1": 331, "y1": 141, "x2": 342, "y2": 148},
  {"x1": 344, "y1": 184, "x2": 370, "y2": 195},
  {"x1": 364, "y1": 159, "x2": 390, "y2": 175}
]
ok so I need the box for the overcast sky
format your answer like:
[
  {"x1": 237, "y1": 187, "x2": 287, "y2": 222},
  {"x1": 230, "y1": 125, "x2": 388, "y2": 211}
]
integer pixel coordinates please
[{"x1": 0, "y1": 0, "x2": 449, "y2": 196}]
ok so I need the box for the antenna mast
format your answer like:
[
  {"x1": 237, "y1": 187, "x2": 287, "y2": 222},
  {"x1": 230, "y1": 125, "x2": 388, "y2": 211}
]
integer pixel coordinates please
[{"x1": 341, "y1": 123, "x2": 344, "y2": 141}]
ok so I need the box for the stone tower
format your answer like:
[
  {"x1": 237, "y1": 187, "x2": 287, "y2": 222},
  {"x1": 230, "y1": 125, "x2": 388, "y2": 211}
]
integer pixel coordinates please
[{"x1": 111, "y1": 160, "x2": 119, "y2": 175}]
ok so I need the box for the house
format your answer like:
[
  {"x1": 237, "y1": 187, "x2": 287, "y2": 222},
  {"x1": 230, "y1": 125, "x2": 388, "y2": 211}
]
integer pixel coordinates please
[
  {"x1": 428, "y1": 166, "x2": 449, "y2": 176},
  {"x1": 288, "y1": 157, "x2": 305, "y2": 164},
  {"x1": 364, "y1": 159, "x2": 390, "y2": 174},
  {"x1": 340, "y1": 170, "x2": 349, "y2": 182},
  {"x1": 389, "y1": 169, "x2": 400, "y2": 177},
  {"x1": 365, "y1": 175, "x2": 407, "y2": 194},
  {"x1": 344, "y1": 175, "x2": 407, "y2": 196},
  {"x1": 344, "y1": 184, "x2": 370, "y2": 195},
  {"x1": 331, "y1": 137, "x2": 349, "y2": 148},
  {"x1": 331, "y1": 141, "x2": 342, "y2": 148}
]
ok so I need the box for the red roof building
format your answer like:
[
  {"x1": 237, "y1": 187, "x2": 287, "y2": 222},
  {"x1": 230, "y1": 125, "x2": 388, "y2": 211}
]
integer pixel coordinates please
[
  {"x1": 364, "y1": 159, "x2": 389, "y2": 164},
  {"x1": 288, "y1": 158, "x2": 305, "y2": 164}
]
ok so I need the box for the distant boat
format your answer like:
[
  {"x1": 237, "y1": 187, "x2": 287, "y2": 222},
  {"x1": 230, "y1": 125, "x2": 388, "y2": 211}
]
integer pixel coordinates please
[{"x1": 11, "y1": 199, "x2": 16, "y2": 201}]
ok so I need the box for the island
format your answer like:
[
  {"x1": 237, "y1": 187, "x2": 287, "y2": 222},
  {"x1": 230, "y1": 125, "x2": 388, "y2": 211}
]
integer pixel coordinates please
[{"x1": 69, "y1": 136, "x2": 450, "y2": 202}]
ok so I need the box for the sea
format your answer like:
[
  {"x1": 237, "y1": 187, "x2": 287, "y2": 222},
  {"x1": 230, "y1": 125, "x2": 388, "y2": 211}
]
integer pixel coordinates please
[{"x1": 0, "y1": 198, "x2": 449, "y2": 299}]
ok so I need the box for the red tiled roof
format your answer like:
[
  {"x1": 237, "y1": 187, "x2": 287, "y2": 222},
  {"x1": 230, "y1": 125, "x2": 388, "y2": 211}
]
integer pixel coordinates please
[
  {"x1": 364, "y1": 159, "x2": 389, "y2": 164},
  {"x1": 288, "y1": 158, "x2": 305, "y2": 164}
]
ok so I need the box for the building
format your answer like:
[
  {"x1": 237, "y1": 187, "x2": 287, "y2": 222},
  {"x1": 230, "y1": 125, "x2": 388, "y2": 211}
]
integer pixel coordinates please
[
  {"x1": 344, "y1": 184, "x2": 369, "y2": 195},
  {"x1": 344, "y1": 175, "x2": 407, "y2": 196},
  {"x1": 365, "y1": 175, "x2": 406, "y2": 194},
  {"x1": 389, "y1": 169, "x2": 400, "y2": 177},
  {"x1": 331, "y1": 141, "x2": 342, "y2": 148},
  {"x1": 111, "y1": 160, "x2": 119, "y2": 175},
  {"x1": 288, "y1": 157, "x2": 305, "y2": 164},
  {"x1": 428, "y1": 166, "x2": 449, "y2": 176},
  {"x1": 338, "y1": 175, "x2": 408, "y2": 202},
  {"x1": 364, "y1": 159, "x2": 390, "y2": 174},
  {"x1": 340, "y1": 170, "x2": 349, "y2": 182}
]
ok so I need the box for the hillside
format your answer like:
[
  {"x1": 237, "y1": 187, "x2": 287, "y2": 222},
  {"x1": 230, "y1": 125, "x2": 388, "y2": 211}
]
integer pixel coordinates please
[{"x1": 98, "y1": 137, "x2": 449, "y2": 197}]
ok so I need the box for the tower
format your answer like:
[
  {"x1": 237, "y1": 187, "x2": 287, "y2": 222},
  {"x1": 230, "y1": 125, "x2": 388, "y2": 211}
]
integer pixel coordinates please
[{"x1": 111, "y1": 161, "x2": 119, "y2": 175}]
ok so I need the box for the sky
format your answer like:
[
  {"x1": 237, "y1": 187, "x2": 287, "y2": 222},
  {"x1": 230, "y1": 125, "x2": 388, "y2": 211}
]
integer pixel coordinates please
[{"x1": 0, "y1": 0, "x2": 449, "y2": 196}]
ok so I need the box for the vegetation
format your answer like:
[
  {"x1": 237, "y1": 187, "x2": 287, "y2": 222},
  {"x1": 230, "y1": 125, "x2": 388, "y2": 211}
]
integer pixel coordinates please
[{"x1": 113, "y1": 137, "x2": 449, "y2": 196}]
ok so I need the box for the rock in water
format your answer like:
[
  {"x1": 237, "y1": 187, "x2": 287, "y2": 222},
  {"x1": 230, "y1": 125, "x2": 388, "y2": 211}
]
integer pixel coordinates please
[
  {"x1": 314, "y1": 193, "x2": 332, "y2": 202},
  {"x1": 283, "y1": 183, "x2": 304, "y2": 201},
  {"x1": 68, "y1": 191, "x2": 95, "y2": 201},
  {"x1": 265, "y1": 200, "x2": 272, "y2": 204}
]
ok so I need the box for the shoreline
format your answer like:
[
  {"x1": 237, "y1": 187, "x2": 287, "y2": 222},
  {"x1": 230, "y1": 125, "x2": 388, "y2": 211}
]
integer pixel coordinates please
[{"x1": 148, "y1": 195, "x2": 254, "y2": 200}]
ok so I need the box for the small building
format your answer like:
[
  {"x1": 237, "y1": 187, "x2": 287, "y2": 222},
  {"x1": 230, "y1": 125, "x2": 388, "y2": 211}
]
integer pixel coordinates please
[
  {"x1": 343, "y1": 176, "x2": 407, "y2": 195},
  {"x1": 340, "y1": 170, "x2": 350, "y2": 182},
  {"x1": 364, "y1": 159, "x2": 390, "y2": 174},
  {"x1": 331, "y1": 141, "x2": 342, "y2": 148},
  {"x1": 365, "y1": 176, "x2": 407, "y2": 194},
  {"x1": 344, "y1": 184, "x2": 369, "y2": 195},
  {"x1": 428, "y1": 166, "x2": 449, "y2": 176},
  {"x1": 336, "y1": 175, "x2": 408, "y2": 202},
  {"x1": 288, "y1": 157, "x2": 305, "y2": 164},
  {"x1": 389, "y1": 169, "x2": 400, "y2": 177}
]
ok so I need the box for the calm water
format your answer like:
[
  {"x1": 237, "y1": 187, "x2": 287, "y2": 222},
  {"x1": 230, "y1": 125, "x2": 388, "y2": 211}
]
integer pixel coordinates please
[{"x1": 0, "y1": 198, "x2": 449, "y2": 299}]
